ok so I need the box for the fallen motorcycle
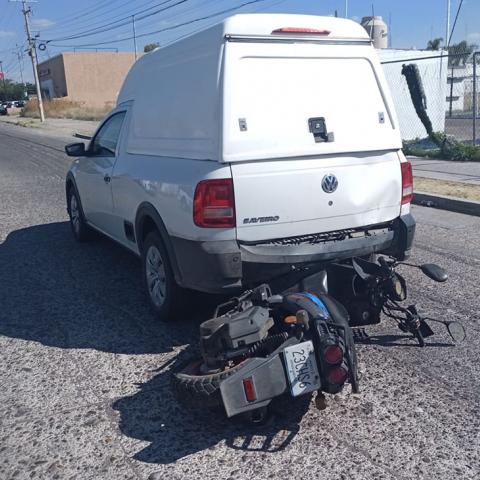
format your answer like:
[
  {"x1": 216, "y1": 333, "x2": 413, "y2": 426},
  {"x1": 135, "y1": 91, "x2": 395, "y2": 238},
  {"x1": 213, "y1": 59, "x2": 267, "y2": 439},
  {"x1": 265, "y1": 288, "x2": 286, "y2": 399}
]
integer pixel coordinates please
[{"x1": 172, "y1": 256, "x2": 465, "y2": 421}]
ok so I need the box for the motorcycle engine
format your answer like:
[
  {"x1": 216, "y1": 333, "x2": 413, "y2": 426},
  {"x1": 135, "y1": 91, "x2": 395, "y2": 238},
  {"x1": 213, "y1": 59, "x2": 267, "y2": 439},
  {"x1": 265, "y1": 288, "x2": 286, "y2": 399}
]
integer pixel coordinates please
[{"x1": 199, "y1": 305, "x2": 274, "y2": 368}]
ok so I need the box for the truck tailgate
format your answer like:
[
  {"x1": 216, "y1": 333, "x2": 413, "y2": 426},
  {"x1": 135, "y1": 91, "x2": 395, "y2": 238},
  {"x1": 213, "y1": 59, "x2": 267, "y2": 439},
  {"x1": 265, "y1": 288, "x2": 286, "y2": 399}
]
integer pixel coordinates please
[{"x1": 232, "y1": 151, "x2": 402, "y2": 242}]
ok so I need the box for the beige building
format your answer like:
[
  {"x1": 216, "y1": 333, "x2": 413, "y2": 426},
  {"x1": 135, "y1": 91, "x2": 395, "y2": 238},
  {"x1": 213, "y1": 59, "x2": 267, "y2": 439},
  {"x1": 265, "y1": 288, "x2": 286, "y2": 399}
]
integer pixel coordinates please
[{"x1": 38, "y1": 52, "x2": 138, "y2": 108}]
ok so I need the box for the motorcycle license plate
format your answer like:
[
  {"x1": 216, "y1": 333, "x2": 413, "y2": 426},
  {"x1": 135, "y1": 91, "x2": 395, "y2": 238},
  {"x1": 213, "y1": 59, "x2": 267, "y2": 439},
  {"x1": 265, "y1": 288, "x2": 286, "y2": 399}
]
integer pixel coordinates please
[{"x1": 283, "y1": 341, "x2": 321, "y2": 397}]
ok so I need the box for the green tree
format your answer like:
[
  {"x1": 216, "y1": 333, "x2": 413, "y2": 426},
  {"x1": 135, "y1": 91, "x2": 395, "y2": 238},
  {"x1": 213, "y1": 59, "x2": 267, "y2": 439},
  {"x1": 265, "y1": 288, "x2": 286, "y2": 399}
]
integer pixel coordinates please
[
  {"x1": 143, "y1": 42, "x2": 160, "y2": 53},
  {"x1": 0, "y1": 78, "x2": 33, "y2": 102},
  {"x1": 447, "y1": 41, "x2": 477, "y2": 67},
  {"x1": 426, "y1": 38, "x2": 443, "y2": 50}
]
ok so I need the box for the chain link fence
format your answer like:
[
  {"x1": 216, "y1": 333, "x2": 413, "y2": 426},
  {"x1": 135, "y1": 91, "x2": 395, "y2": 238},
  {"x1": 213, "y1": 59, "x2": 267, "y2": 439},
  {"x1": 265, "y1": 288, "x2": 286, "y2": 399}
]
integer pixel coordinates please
[{"x1": 379, "y1": 51, "x2": 479, "y2": 147}]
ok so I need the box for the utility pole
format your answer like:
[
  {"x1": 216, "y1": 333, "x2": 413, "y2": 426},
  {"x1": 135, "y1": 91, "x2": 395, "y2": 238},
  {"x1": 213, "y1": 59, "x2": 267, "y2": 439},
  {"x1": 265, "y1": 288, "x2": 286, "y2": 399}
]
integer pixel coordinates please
[
  {"x1": 14, "y1": 44, "x2": 26, "y2": 97},
  {"x1": 11, "y1": 0, "x2": 45, "y2": 121},
  {"x1": 446, "y1": 0, "x2": 451, "y2": 47},
  {"x1": 132, "y1": 15, "x2": 138, "y2": 61},
  {"x1": 345, "y1": 0, "x2": 348, "y2": 18}
]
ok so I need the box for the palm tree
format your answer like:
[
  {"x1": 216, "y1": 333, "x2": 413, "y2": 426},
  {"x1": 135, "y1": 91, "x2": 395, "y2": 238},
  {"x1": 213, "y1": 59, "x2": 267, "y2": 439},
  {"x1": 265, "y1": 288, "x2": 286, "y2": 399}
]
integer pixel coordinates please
[
  {"x1": 426, "y1": 38, "x2": 443, "y2": 50},
  {"x1": 448, "y1": 41, "x2": 476, "y2": 66}
]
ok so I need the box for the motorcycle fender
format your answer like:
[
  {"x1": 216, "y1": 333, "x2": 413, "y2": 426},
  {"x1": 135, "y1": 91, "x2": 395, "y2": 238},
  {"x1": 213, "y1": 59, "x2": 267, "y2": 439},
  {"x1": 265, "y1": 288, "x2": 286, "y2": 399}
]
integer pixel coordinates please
[{"x1": 220, "y1": 354, "x2": 288, "y2": 418}]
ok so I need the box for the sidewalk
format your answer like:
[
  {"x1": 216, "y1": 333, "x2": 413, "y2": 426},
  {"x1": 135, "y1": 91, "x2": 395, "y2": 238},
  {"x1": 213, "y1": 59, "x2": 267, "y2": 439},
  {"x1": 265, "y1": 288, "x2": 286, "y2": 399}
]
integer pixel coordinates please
[
  {"x1": 0, "y1": 115, "x2": 97, "y2": 142},
  {"x1": 408, "y1": 156, "x2": 480, "y2": 186}
]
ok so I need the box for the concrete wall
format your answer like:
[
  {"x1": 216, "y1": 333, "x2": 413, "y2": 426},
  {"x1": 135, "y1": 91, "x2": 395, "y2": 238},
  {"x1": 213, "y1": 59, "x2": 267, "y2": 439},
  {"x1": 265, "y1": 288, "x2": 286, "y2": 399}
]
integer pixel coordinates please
[
  {"x1": 38, "y1": 52, "x2": 137, "y2": 108},
  {"x1": 379, "y1": 49, "x2": 448, "y2": 140}
]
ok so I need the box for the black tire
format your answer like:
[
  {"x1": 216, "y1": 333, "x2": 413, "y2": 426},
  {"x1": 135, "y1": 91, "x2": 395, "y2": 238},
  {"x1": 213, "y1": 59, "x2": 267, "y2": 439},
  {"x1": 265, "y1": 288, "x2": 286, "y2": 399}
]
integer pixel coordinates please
[
  {"x1": 67, "y1": 187, "x2": 92, "y2": 242},
  {"x1": 172, "y1": 359, "x2": 247, "y2": 409},
  {"x1": 142, "y1": 230, "x2": 184, "y2": 321}
]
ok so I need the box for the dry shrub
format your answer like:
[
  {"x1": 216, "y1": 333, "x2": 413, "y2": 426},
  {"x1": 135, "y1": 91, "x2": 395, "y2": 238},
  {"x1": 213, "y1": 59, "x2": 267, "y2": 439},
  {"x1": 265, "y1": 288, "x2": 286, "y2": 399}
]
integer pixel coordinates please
[{"x1": 21, "y1": 98, "x2": 111, "y2": 121}]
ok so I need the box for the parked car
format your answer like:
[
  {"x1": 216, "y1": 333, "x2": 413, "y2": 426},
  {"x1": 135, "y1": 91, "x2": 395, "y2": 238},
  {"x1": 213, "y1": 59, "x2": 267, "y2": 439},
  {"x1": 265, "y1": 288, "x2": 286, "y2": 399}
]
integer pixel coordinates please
[
  {"x1": 14, "y1": 100, "x2": 25, "y2": 108},
  {"x1": 0, "y1": 104, "x2": 7, "y2": 115},
  {"x1": 65, "y1": 14, "x2": 415, "y2": 320}
]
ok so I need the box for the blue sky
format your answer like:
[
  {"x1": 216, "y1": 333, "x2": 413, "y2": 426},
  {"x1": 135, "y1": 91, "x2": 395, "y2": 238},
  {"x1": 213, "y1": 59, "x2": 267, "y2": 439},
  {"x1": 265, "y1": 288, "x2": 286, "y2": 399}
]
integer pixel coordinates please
[{"x1": 0, "y1": 0, "x2": 479, "y2": 82}]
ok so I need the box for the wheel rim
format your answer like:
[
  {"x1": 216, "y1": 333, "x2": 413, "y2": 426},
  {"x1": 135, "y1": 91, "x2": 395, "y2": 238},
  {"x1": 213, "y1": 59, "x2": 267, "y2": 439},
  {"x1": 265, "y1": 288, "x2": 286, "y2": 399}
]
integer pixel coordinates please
[
  {"x1": 145, "y1": 245, "x2": 167, "y2": 308},
  {"x1": 70, "y1": 194, "x2": 81, "y2": 234}
]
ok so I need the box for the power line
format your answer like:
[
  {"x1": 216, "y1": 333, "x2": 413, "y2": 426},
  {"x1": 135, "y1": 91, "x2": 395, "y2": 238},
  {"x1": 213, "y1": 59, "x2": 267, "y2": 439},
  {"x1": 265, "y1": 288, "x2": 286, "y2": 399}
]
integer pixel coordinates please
[
  {"x1": 42, "y1": 0, "x2": 187, "y2": 43},
  {"x1": 48, "y1": 0, "x2": 271, "y2": 48},
  {"x1": 122, "y1": 0, "x2": 221, "y2": 34},
  {"x1": 40, "y1": 0, "x2": 161, "y2": 36},
  {"x1": 41, "y1": 0, "x2": 125, "y2": 30},
  {"x1": 447, "y1": 0, "x2": 464, "y2": 48}
]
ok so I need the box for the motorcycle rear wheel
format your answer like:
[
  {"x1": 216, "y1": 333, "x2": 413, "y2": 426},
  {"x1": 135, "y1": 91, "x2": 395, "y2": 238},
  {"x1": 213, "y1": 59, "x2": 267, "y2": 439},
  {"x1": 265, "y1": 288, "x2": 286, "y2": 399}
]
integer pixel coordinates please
[{"x1": 172, "y1": 359, "x2": 247, "y2": 409}]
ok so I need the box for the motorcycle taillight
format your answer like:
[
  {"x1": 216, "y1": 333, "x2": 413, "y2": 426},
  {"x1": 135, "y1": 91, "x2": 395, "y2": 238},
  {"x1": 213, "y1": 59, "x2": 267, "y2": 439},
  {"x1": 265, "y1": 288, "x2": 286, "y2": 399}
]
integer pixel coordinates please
[
  {"x1": 323, "y1": 344, "x2": 344, "y2": 365},
  {"x1": 327, "y1": 366, "x2": 348, "y2": 385}
]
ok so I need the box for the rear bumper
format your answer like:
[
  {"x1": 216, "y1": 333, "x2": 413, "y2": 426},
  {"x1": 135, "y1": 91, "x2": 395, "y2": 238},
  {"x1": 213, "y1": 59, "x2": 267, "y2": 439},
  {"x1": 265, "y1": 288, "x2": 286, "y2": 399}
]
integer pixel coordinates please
[{"x1": 171, "y1": 214, "x2": 416, "y2": 293}]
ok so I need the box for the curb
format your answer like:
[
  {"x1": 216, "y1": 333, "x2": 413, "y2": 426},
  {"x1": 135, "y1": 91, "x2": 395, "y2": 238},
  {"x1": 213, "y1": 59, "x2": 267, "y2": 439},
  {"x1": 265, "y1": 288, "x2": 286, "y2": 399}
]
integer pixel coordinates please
[{"x1": 413, "y1": 191, "x2": 480, "y2": 217}]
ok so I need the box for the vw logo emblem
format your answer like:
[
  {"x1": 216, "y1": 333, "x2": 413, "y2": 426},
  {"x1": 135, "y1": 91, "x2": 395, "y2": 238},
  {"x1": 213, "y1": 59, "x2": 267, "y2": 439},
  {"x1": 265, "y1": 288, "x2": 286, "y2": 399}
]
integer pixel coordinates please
[{"x1": 321, "y1": 174, "x2": 338, "y2": 193}]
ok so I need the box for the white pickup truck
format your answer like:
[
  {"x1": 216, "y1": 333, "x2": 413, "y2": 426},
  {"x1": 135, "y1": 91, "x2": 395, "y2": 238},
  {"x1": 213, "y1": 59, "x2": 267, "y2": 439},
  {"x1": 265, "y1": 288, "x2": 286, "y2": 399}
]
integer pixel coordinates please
[{"x1": 65, "y1": 14, "x2": 415, "y2": 320}]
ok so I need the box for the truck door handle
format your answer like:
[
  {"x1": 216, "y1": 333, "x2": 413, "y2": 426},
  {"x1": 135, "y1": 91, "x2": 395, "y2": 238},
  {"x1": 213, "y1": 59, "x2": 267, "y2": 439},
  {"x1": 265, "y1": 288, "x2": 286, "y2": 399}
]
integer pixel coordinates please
[{"x1": 104, "y1": 174, "x2": 111, "y2": 184}]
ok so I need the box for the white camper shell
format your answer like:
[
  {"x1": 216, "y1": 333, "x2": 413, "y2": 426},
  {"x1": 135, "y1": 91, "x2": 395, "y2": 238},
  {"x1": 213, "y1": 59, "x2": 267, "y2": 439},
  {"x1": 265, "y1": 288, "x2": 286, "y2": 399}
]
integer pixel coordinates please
[
  {"x1": 118, "y1": 14, "x2": 401, "y2": 163},
  {"x1": 68, "y1": 14, "x2": 415, "y2": 307}
]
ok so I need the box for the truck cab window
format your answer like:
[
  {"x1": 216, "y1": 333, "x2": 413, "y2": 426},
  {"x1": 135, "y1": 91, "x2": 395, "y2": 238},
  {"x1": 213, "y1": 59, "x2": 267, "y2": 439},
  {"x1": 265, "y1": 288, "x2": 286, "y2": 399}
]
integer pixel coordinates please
[{"x1": 91, "y1": 112, "x2": 126, "y2": 156}]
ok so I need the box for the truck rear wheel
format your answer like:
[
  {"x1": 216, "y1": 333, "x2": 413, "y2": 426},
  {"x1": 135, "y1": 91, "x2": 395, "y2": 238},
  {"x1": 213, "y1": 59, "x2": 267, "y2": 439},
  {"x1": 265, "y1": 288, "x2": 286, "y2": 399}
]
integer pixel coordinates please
[{"x1": 142, "y1": 231, "x2": 184, "y2": 321}]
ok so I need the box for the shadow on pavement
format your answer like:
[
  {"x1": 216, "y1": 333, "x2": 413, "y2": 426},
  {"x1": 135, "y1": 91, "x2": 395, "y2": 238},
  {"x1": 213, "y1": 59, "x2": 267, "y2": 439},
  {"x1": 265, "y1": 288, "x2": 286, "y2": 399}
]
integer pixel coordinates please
[
  {"x1": 0, "y1": 221, "x2": 217, "y2": 355},
  {"x1": 112, "y1": 365, "x2": 311, "y2": 464},
  {"x1": 0, "y1": 221, "x2": 314, "y2": 463},
  {"x1": 356, "y1": 334, "x2": 454, "y2": 348}
]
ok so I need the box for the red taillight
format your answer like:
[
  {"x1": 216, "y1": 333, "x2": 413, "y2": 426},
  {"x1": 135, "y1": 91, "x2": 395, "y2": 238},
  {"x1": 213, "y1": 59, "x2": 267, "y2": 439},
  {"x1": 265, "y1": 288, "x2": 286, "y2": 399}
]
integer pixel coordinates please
[
  {"x1": 271, "y1": 27, "x2": 331, "y2": 35},
  {"x1": 327, "y1": 366, "x2": 348, "y2": 385},
  {"x1": 323, "y1": 345, "x2": 343, "y2": 365},
  {"x1": 243, "y1": 377, "x2": 257, "y2": 402},
  {"x1": 193, "y1": 179, "x2": 235, "y2": 228},
  {"x1": 401, "y1": 161, "x2": 414, "y2": 205}
]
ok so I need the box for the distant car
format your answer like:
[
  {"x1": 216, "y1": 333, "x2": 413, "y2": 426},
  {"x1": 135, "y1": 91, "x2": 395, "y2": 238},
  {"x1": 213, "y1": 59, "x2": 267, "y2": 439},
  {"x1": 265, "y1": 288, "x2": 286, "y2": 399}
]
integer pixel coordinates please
[
  {"x1": 14, "y1": 100, "x2": 25, "y2": 108},
  {"x1": 0, "y1": 104, "x2": 7, "y2": 115}
]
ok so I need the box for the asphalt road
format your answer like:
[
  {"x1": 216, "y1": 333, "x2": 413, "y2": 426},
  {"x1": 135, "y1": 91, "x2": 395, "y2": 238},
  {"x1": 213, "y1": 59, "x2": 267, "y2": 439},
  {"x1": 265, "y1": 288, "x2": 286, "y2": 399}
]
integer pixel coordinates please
[{"x1": 0, "y1": 122, "x2": 479, "y2": 480}]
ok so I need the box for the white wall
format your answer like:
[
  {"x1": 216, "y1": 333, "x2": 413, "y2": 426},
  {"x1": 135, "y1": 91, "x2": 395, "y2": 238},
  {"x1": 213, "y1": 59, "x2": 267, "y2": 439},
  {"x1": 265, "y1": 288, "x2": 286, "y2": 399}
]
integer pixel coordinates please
[{"x1": 379, "y1": 49, "x2": 448, "y2": 140}]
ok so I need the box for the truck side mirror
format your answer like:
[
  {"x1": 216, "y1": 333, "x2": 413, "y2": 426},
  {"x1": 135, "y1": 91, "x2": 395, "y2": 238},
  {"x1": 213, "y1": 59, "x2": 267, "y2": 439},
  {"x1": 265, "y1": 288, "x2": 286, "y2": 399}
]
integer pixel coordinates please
[{"x1": 65, "y1": 142, "x2": 86, "y2": 157}]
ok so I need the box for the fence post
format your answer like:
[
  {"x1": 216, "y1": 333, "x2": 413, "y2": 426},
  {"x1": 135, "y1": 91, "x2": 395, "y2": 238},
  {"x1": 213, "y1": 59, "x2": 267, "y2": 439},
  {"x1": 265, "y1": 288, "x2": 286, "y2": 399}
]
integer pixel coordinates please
[
  {"x1": 449, "y1": 66, "x2": 454, "y2": 118},
  {"x1": 474, "y1": 52, "x2": 478, "y2": 146}
]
